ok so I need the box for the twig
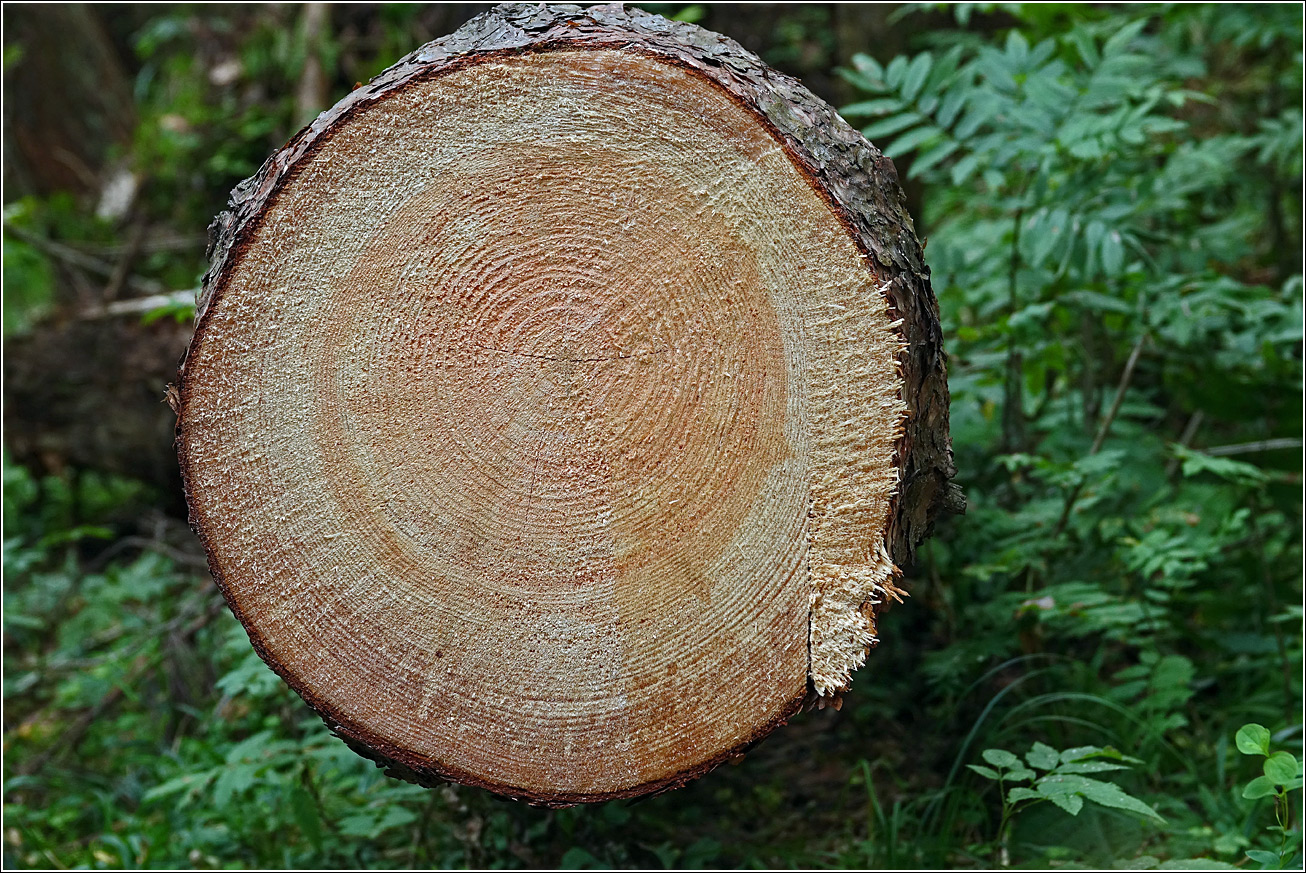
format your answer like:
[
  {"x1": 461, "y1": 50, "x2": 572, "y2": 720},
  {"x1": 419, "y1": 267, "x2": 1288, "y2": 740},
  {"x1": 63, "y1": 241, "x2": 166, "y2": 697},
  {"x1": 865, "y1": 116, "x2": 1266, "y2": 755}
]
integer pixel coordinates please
[
  {"x1": 101, "y1": 220, "x2": 147, "y2": 302},
  {"x1": 412, "y1": 791, "x2": 440, "y2": 867},
  {"x1": 4, "y1": 222, "x2": 166, "y2": 296},
  {"x1": 88, "y1": 534, "x2": 210, "y2": 571},
  {"x1": 79, "y1": 290, "x2": 197, "y2": 321},
  {"x1": 1052, "y1": 333, "x2": 1148, "y2": 538},
  {"x1": 12, "y1": 596, "x2": 226, "y2": 780},
  {"x1": 1089, "y1": 333, "x2": 1147, "y2": 456},
  {"x1": 14, "y1": 660, "x2": 138, "y2": 779},
  {"x1": 1203, "y1": 438, "x2": 1302, "y2": 457},
  {"x1": 1030, "y1": 367, "x2": 1060, "y2": 423},
  {"x1": 5, "y1": 222, "x2": 122, "y2": 278},
  {"x1": 1246, "y1": 510, "x2": 1294, "y2": 724},
  {"x1": 1164, "y1": 410, "x2": 1204, "y2": 477},
  {"x1": 62, "y1": 233, "x2": 206, "y2": 256},
  {"x1": 1002, "y1": 205, "x2": 1026, "y2": 453}
]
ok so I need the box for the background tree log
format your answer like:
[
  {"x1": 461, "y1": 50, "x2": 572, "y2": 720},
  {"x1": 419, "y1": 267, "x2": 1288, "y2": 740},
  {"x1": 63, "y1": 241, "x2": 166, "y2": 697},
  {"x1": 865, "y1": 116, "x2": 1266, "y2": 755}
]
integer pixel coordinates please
[
  {"x1": 177, "y1": 2, "x2": 956, "y2": 805},
  {"x1": 2, "y1": 4, "x2": 134, "y2": 199}
]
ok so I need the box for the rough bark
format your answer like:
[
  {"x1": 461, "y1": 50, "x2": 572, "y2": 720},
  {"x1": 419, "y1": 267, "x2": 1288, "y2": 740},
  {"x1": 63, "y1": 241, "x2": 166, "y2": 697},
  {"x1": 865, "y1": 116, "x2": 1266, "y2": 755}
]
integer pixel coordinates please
[{"x1": 178, "y1": 2, "x2": 958, "y2": 805}]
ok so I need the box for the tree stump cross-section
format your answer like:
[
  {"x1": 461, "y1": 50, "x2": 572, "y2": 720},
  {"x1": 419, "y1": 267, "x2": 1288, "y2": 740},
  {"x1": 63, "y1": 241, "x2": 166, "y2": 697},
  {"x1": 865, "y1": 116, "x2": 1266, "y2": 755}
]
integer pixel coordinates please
[{"x1": 177, "y1": 3, "x2": 958, "y2": 805}]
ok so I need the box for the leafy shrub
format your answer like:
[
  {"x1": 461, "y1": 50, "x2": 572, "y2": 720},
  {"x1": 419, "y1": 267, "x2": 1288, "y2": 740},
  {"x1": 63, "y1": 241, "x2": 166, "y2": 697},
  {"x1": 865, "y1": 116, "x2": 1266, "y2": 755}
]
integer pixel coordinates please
[{"x1": 836, "y1": 2, "x2": 1301, "y2": 867}]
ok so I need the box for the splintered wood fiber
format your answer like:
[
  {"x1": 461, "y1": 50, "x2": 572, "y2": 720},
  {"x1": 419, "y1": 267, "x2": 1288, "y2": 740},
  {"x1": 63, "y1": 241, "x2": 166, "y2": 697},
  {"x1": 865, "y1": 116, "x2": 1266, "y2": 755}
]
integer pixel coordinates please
[{"x1": 182, "y1": 50, "x2": 906, "y2": 798}]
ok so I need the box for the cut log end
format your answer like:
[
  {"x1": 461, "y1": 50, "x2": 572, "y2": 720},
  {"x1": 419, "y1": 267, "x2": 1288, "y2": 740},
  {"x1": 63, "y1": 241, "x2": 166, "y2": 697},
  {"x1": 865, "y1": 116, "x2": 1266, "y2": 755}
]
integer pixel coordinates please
[{"x1": 177, "y1": 3, "x2": 954, "y2": 804}]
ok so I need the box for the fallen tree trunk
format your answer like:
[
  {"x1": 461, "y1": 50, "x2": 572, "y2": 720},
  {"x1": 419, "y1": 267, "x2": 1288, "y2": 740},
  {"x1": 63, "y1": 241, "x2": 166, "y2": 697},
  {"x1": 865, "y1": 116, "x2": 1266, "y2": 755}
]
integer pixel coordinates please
[{"x1": 176, "y1": 2, "x2": 959, "y2": 805}]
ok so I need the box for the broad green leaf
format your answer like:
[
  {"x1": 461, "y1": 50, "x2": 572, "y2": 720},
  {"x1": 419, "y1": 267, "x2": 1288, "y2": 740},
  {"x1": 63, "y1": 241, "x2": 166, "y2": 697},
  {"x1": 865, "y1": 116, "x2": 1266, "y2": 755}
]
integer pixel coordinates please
[
  {"x1": 1055, "y1": 761, "x2": 1132, "y2": 775},
  {"x1": 885, "y1": 124, "x2": 943, "y2": 157},
  {"x1": 1040, "y1": 774, "x2": 1165, "y2": 822},
  {"x1": 1176, "y1": 448, "x2": 1268, "y2": 485},
  {"x1": 212, "y1": 764, "x2": 257, "y2": 807},
  {"x1": 1, "y1": 235, "x2": 56, "y2": 337},
  {"x1": 560, "y1": 847, "x2": 606, "y2": 869},
  {"x1": 1245, "y1": 849, "x2": 1280, "y2": 866},
  {"x1": 1006, "y1": 766, "x2": 1037, "y2": 782},
  {"x1": 1236, "y1": 723, "x2": 1272, "y2": 756},
  {"x1": 967, "y1": 764, "x2": 1000, "y2": 780},
  {"x1": 1060, "y1": 745, "x2": 1107, "y2": 763},
  {"x1": 1084, "y1": 219, "x2": 1106, "y2": 274},
  {"x1": 903, "y1": 53, "x2": 933, "y2": 101},
  {"x1": 1264, "y1": 752, "x2": 1300, "y2": 784},
  {"x1": 1243, "y1": 778, "x2": 1274, "y2": 799},
  {"x1": 954, "y1": 92, "x2": 1002, "y2": 138},
  {"x1": 338, "y1": 806, "x2": 418, "y2": 839},
  {"x1": 909, "y1": 139, "x2": 961, "y2": 178},
  {"x1": 338, "y1": 812, "x2": 381, "y2": 838},
  {"x1": 1062, "y1": 290, "x2": 1132, "y2": 315},
  {"x1": 1026, "y1": 742, "x2": 1060, "y2": 771},
  {"x1": 862, "y1": 112, "x2": 925, "y2": 141},
  {"x1": 1156, "y1": 861, "x2": 1238, "y2": 870},
  {"x1": 1008, "y1": 786, "x2": 1042, "y2": 803},
  {"x1": 1026, "y1": 208, "x2": 1064, "y2": 268},
  {"x1": 1027, "y1": 38, "x2": 1056, "y2": 69},
  {"x1": 936, "y1": 88, "x2": 967, "y2": 129},
  {"x1": 1101, "y1": 229, "x2": 1125, "y2": 276},
  {"x1": 841, "y1": 98, "x2": 902, "y2": 117},
  {"x1": 926, "y1": 44, "x2": 963, "y2": 91},
  {"x1": 1005, "y1": 29, "x2": 1029, "y2": 64},
  {"x1": 1069, "y1": 28, "x2": 1101, "y2": 69},
  {"x1": 1025, "y1": 71, "x2": 1074, "y2": 120},
  {"x1": 838, "y1": 68, "x2": 882, "y2": 93},
  {"x1": 1103, "y1": 18, "x2": 1148, "y2": 58},
  {"x1": 885, "y1": 55, "x2": 908, "y2": 89},
  {"x1": 373, "y1": 806, "x2": 418, "y2": 833},
  {"x1": 1046, "y1": 792, "x2": 1084, "y2": 815},
  {"x1": 851, "y1": 52, "x2": 883, "y2": 80},
  {"x1": 982, "y1": 748, "x2": 1020, "y2": 769},
  {"x1": 143, "y1": 771, "x2": 214, "y2": 802},
  {"x1": 225, "y1": 729, "x2": 277, "y2": 764},
  {"x1": 1035, "y1": 776, "x2": 1078, "y2": 798},
  {"x1": 950, "y1": 153, "x2": 981, "y2": 185},
  {"x1": 1069, "y1": 136, "x2": 1105, "y2": 159},
  {"x1": 953, "y1": 108, "x2": 987, "y2": 141}
]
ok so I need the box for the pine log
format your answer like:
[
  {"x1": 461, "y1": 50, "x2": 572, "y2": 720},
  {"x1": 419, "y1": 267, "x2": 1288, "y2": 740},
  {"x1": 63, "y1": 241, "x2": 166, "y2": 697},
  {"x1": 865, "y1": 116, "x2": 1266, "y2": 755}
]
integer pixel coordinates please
[{"x1": 176, "y1": 2, "x2": 959, "y2": 805}]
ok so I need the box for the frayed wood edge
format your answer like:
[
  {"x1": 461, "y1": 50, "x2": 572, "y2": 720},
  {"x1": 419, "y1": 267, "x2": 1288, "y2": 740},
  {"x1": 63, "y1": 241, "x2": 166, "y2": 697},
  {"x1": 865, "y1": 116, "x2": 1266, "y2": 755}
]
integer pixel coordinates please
[{"x1": 807, "y1": 278, "x2": 912, "y2": 699}]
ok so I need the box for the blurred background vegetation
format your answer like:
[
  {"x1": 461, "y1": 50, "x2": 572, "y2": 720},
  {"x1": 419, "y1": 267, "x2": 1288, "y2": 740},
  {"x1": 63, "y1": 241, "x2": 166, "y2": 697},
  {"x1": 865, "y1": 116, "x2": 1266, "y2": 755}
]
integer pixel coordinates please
[{"x1": 2, "y1": 3, "x2": 1301, "y2": 869}]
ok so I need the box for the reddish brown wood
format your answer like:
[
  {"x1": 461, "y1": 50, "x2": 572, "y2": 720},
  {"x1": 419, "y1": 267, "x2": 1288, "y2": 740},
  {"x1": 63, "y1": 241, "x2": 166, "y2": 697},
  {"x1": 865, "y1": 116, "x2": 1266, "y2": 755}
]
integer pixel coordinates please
[{"x1": 177, "y1": 3, "x2": 957, "y2": 805}]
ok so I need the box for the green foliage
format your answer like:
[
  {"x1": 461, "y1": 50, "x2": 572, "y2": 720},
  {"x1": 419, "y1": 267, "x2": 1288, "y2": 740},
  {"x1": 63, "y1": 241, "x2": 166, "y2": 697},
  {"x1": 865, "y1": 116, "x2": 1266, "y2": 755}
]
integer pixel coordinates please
[
  {"x1": 669, "y1": 5, "x2": 706, "y2": 25},
  {"x1": 129, "y1": 8, "x2": 315, "y2": 230},
  {"x1": 1236, "y1": 724, "x2": 1304, "y2": 869},
  {"x1": 836, "y1": 2, "x2": 1302, "y2": 867},
  {"x1": 1, "y1": 192, "x2": 126, "y2": 332},
  {"x1": 1, "y1": 203, "x2": 55, "y2": 337},
  {"x1": 968, "y1": 742, "x2": 1164, "y2": 864}
]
